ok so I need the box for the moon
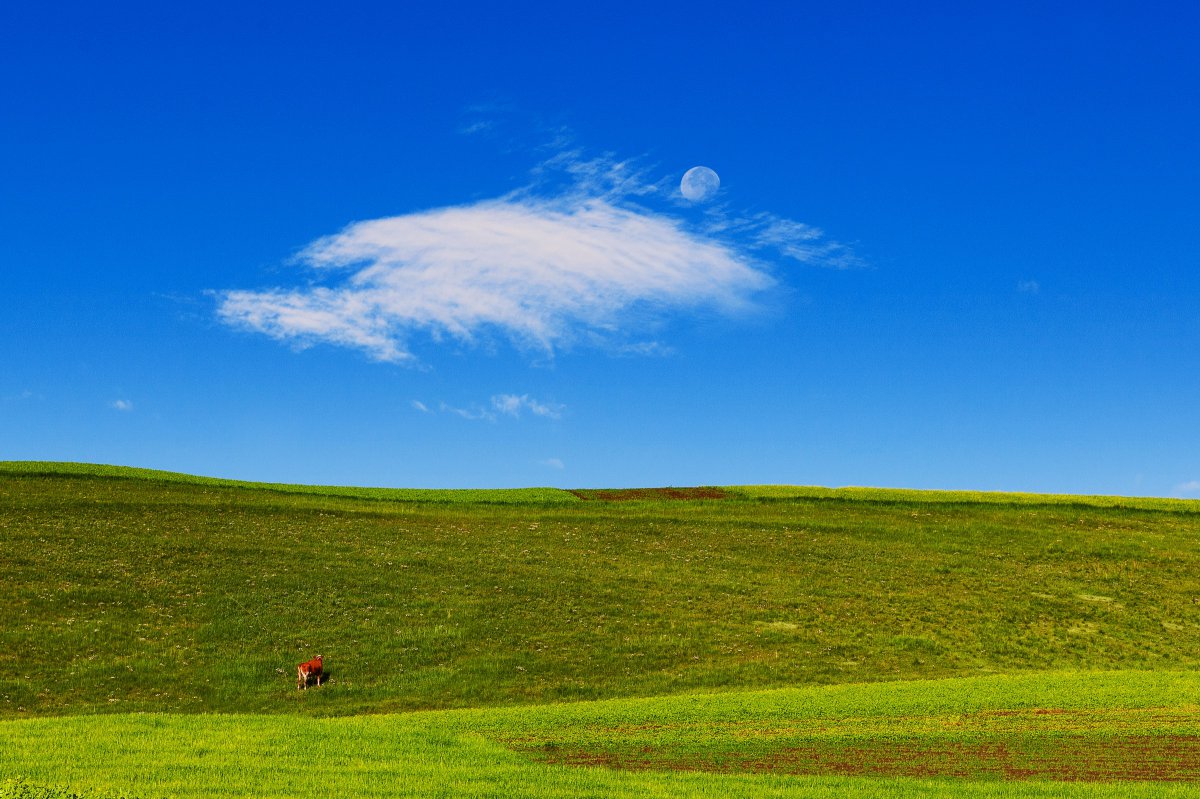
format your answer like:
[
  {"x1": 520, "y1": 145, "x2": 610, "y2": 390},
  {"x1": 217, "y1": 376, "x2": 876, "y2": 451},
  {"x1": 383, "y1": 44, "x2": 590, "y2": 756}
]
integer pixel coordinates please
[{"x1": 681, "y1": 166, "x2": 720, "y2": 202}]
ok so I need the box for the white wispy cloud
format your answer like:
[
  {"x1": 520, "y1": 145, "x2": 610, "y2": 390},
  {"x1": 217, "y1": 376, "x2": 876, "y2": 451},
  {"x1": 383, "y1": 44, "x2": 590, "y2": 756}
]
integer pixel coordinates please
[
  {"x1": 110, "y1": 399, "x2": 133, "y2": 412},
  {"x1": 492, "y1": 393, "x2": 563, "y2": 419},
  {"x1": 217, "y1": 148, "x2": 854, "y2": 363},
  {"x1": 614, "y1": 341, "x2": 675, "y2": 358},
  {"x1": 707, "y1": 212, "x2": 863, "y2": 270},
  {"x1": 411, "y1": 400, "x2": 431, "y2": 413},
  {"x1": 439, "y1": 401, "x2": 493, "y2": 421},
  {"x1": 541, "y1": 458, "x2": 565, "y2": 470},
  {"x1": 436, "y1": 393, "x2": 564, "y2": 422},
  {"x1": 1018, "y1": 280, "x2": 1041, "y2": 294},
  {"x1": 1176, "y1": 480, "x2": 1200, "y2": 495}
]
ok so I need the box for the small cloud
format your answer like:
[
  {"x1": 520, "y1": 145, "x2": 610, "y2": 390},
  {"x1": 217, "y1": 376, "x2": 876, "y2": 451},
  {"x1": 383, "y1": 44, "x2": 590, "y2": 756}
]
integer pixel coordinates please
[
  {"x1": 459, "y1": 119, "x2": 495, "y2": 136},
  {"x1": 436, "y1": 393, "x2": 564, "y2": 422},
  {"x1": 457, "y1": 99, "x2": 517, "y2": 137},
  {"x1": 1018, "y1": 280, "x2": 1041, "y2": 294},
  {"x1": 491, "y1": 393, "x2": 563, "y2": 420},
  {"x1": 110, "y1": 399, "x2": 133, "y2": 412},
  {"x1": 1176, "y1": 480, "x2": 1200, "y2": 495},
  {"x1": 613, "y1": 341, "x2": 675, "y2": 358},
  {"x1": 709, "y1": 211, "x2": 863, "y2": 270},
  {"x1": 491, "y1": 394, "x2": 524, "y2": 417},
  {"x1": 411, "y1": 400, "x2": 431, "y2": 413},
  {"x1": 541, "y1": 458, "x2": 565, "y2": 470},
  {"x1": 439, "y1": 401, "x2": 494, "y2": 422}
]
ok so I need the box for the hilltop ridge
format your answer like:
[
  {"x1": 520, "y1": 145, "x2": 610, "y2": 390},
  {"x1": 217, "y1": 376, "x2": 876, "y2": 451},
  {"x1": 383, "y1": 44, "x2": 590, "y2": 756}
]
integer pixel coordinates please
[{"x1": 3, "y1": 460, "x2": 1195, "y2": 512}]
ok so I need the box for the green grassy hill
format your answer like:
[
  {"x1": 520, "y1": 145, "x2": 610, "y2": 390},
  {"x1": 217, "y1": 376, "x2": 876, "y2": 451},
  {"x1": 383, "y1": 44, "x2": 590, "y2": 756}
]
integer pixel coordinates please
[{"x1": 3, "y1": 462, "x2": 1200, "y2": 796}]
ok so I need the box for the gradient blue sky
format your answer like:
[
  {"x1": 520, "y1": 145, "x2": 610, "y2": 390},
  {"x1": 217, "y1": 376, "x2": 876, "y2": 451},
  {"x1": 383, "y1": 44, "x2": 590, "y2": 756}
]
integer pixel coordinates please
[{"x1": 3, "y1": 2, "x2": 1198, "y2": 495}]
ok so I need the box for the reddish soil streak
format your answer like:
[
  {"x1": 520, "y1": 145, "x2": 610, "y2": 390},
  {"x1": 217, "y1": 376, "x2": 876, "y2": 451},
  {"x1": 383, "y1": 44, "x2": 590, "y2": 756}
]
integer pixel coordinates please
[
  {"x1": 569, "y1": 487, "x2": 732, "y2": 501},
  {"x1": 524, "y1": 735, "x2": 1200, "y2": 782}
]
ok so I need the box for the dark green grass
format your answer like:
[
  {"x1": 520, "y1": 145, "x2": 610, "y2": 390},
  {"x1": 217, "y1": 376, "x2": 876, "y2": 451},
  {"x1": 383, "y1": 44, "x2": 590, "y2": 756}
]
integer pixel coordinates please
[
  {"x1": 3, "y1": 465, "x2": 1200, "y2": 719},
  {"x1": 1, "y1": 782, "x2": 105, "y2": 799}
]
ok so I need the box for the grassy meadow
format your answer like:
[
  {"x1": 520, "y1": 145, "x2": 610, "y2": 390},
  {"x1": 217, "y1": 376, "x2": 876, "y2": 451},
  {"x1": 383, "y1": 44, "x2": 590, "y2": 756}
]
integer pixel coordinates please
[
  {"x1": 3, "y1": 462, "x2": 1200, "y2": 797},
  {"x1": 6, "y1": 672, "x2": 1200, "y2": 798}
]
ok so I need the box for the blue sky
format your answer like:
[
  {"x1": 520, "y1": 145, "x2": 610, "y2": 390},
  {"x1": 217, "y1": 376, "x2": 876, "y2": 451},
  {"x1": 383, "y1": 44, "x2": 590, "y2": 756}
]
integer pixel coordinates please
[{"x1": 3, "y1": 2, "x2": 1198, "y2": 495}]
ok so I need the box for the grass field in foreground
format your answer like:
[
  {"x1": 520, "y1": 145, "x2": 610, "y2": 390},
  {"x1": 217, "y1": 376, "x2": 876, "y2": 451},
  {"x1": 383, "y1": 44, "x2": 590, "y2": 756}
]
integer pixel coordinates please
[{"x1": 4, "y1": 671, "x2": 1200, "y2": 798}]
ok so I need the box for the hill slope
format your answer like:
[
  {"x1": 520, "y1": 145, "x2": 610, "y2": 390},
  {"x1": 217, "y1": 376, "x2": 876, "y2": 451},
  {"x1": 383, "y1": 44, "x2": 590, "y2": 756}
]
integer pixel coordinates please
[{"x1": 2, "y1": 462, "x2": 1199, "y2": 718}]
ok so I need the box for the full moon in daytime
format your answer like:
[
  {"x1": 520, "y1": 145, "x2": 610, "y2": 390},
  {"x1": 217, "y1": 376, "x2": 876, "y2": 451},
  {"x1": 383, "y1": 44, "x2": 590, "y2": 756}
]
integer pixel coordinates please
[{"x1": 680, "y1": 165, "x2": 720, "y2": 202}]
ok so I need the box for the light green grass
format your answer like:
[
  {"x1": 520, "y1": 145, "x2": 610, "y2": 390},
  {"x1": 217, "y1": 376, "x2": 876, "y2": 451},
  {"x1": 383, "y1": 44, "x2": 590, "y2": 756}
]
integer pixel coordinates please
[
  {"x1": 4, "y1": 672, "x2": 1200, "y2": 798},
  {"x1": 733, "y1": 485, "x2": 1200, "y2": 513},
  {"x1": 0, "y1": 462, "x2": 577, "y2": 505}
]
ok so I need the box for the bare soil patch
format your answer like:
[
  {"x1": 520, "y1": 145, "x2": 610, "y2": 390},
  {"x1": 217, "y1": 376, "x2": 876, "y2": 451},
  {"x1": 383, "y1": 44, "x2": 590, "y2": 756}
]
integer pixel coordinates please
[
  {"x1": 569, "y1": 487, "x2": 732, "y2": 501},
  {"x1": 527, "y1": 735, "x2": 1200, "y2": 782}
]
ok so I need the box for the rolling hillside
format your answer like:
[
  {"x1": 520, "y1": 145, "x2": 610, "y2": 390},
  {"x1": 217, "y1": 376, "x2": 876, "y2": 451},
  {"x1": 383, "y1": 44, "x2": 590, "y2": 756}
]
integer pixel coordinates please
[
  {"x1": 3, "y1": 462, "x2": 1199, "y2": 719},
  {"x1": 5, "y1": 462, "x2": 1200, "y2": 798}
]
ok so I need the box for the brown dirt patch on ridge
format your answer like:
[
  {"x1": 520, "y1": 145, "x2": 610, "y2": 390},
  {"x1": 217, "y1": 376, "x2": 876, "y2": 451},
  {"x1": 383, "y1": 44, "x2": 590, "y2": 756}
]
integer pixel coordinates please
[
  {"x1": 569, "y1": 487, "x2": 732, "y2": 501},
  {"x1": 526, "y1": 735, "x2": 1200, "y2": 782}
]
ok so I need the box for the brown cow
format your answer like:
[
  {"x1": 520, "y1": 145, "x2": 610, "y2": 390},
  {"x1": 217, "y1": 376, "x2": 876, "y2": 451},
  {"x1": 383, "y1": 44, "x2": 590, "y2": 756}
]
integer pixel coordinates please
[{"x1": 297, "y1": 655, "x2": 323, "y2": 690}]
